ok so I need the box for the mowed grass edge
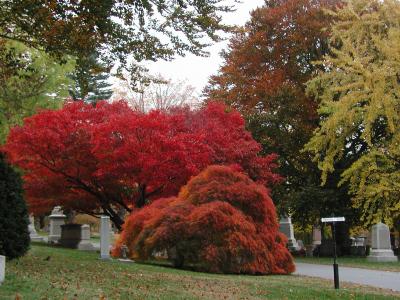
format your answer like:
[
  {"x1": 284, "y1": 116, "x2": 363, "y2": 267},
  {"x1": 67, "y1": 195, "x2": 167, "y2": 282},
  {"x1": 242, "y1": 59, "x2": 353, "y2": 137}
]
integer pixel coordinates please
[{"x1": 0, "y1": 244, "x2": 398, "y2": 299}]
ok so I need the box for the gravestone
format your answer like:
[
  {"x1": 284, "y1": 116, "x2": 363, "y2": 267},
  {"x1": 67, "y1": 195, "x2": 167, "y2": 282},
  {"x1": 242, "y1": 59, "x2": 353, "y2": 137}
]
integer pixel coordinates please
[
  {"x1": 318, "y1": 239, "x2": 339, "y2": 257},
  {"x1": 367, "y1": 223, "x2": 398, "y2": 262},
  {"x1": 60, "y1": 224, "x2": 81, "y2": 248},
  {"x1": 59, "y1": 224, "x2": 95, "y2": 250},
  {"x1": 352, "y1": 236, "x2": 366, "y2": 246},
  {"x1": 279, "y1": 216, "x2": 300, "y2": 251},
  {"x1": 118, "y1": 244, "x2": 134, "y2": 263},
  {"x1": 78, "y1": 224, "x2": 95, "y2": 251},
  {"x1": 350, "y1": 236, "x2": 367, "y2": 256},
  {"x1": 48, "y1": 206, "x2": 66, "y2": 243},
  {"x1": 0, "y1": 255, "x2": 5, "y2": 285},
  {"x1": 28, "y1": 215, "x2": 44, "y2": 242},
  {"x1": 297, "y1": 240, "x2": 305, "y2": 249},
  {"x1": 312, "y1": 226, "x2": 322, "y2": 245},
  {"x1": 100, "y1": 216, "x2": 111, "y2": 259}
]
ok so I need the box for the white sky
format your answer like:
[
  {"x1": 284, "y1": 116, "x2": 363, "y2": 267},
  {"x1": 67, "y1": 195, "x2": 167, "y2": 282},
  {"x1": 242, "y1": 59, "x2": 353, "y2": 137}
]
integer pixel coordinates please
[{"x1": 146, "y1": 0, "x2": 265, "y2": 96}]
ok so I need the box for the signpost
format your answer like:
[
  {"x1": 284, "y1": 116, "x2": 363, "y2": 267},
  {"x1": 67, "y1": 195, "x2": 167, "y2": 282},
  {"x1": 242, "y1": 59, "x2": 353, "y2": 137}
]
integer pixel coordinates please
[{"x1": 321, "y1": 216, "x2": 345, "y2": 289}]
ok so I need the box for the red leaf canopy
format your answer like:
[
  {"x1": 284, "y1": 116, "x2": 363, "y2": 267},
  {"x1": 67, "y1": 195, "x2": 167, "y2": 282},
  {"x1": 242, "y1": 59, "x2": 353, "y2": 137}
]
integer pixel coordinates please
[{"x1": 3, "y1": 101, "x2": 281, "y2": 229}]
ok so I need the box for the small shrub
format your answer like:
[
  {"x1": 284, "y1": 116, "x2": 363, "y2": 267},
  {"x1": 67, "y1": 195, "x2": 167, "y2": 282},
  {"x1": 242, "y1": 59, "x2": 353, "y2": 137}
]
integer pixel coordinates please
[
  {"x1": 0, "y1": 153, "x2": 30, "y2": 259},
  {"x1": 113, "y1": 165, "x2": 295, "y2": 274}
]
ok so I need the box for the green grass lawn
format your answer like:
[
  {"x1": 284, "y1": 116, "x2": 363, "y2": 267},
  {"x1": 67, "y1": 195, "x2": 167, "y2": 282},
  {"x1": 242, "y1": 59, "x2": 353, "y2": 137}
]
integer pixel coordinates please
[
  {"x1": 0, "y1": 245, "x2": 399, "y2": 300},
  {"x1": 36, "y1": 230, "x2": 49, "y2": 237},
  {"x1": 295, "y1": 256, "x2": 400, "y2": 272},
  {"x1": 90, "y1": 235, "x2": 100, "y2": 242}
]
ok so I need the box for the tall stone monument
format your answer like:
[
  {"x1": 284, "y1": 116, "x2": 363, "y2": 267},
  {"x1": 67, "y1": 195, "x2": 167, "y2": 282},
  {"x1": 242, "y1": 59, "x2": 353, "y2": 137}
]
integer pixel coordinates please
[
  {"x1": 367, "y1": 222, "x2": 398, "y2": 262},
  {"x1": 48, "y1": 206, "x2": 66, "y2": 244},
  {"x1": 0, "y1": 255, "x2": 5, "y2": 285},
  {"x1": 28, "y1": 215, "x2": 44, "y2": 242},
  {"x1": 100, "y1": 215, "x2": 111, "y2": 259},
  {"x1": 279, "y1": 216, "x2": 300, "y2": 251}
]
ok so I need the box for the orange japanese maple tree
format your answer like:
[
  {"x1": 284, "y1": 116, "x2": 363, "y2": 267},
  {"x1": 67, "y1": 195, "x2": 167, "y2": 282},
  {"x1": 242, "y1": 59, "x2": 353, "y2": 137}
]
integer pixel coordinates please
[
  {"x1": 3, "y1": 101, "x2": 281, "y2": 230},
  {"x1": 113, "y1": 165, "x2": 294, "y2": 274}
]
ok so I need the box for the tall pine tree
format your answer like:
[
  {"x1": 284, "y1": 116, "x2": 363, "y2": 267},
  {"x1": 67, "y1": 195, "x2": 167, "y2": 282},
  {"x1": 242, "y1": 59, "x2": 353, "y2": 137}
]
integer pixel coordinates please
[
  {"x1": 68, "y1": 52, "x2": 113, "y2": 104},
  {"x1": 0, "y1": 153, "x2": 30, "y2": 259}
]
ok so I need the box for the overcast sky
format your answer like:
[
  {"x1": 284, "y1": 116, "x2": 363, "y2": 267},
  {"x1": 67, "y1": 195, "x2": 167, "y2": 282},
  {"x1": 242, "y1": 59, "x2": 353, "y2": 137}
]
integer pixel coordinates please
[{"x1": 146, "y1": 0, "x2": 265, "y2": 95}]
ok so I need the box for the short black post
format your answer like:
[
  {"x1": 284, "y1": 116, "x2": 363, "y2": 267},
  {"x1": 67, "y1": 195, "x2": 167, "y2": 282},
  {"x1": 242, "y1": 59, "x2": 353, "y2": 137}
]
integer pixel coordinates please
[
  {"x1": 332, "y1": 222, "x2": 339, "y2": 289},
  {"x1": 333, "y1": 263, "x2": 339, "y2": 289}
]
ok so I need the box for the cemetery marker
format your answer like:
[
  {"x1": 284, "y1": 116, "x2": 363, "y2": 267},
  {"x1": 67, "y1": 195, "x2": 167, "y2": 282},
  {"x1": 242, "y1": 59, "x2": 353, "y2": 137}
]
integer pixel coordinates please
[
  {"x1": 321, "y1": 216, "x2": 345, "y2": 289},
  {"x1": 100, "y1": 216, "x2": 111, "y2": 260},
  {"x1": 0, "y1": 255, "x2": 4, "y2": 285}
]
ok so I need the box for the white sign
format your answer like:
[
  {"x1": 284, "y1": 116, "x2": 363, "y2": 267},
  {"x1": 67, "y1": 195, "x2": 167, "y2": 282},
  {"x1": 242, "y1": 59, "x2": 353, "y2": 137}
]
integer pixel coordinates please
[{"x1": 321, "y1": 217, "x2": 345, "y2": 223}]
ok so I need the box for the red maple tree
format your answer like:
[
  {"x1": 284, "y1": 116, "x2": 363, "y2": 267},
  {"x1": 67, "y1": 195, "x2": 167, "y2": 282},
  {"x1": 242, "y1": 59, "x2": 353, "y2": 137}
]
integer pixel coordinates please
[
  {"x1": 3, "y1": 101, "x2": 281, "y2": 230},
  {"x1": 113, "y1": 165, "x2": 294, "y2": 274},
  {"x1": 3, "y1": 101, "x2": 135, "y2": 228}
]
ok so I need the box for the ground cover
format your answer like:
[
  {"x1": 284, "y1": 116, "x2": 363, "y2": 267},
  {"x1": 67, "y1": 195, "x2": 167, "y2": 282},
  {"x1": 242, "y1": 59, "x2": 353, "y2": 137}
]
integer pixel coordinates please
[
  {"x1": 0, "y1": 244, "x2": 399, "y2": 299},
  {"x1": 295, "y1": 256, "x2": 400, "y2": 272}
]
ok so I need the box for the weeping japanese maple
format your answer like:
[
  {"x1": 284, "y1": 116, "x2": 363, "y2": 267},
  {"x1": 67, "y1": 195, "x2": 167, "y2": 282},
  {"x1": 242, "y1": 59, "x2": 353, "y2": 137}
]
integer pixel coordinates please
[
  {"x1": 3, "y1": 101, "x2": 280, "y2": 230},
  {"x1": 113, "y1": 165, "x2": 294, "y2": 274}
]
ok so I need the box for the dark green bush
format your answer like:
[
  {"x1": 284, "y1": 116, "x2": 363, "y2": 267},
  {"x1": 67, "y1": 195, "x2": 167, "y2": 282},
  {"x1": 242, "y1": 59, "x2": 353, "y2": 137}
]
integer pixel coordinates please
[{"x1": 0, "y1": 153, "x2": 30, "y2": 259}]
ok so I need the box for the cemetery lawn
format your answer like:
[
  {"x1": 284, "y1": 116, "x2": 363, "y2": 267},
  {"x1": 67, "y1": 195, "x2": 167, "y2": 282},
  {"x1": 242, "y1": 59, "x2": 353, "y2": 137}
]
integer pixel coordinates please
[
  {"x1": 295, "y1": 256, "x2": 400, "y2": 272},
  {"x1": 1, "y1": 245, "x2": 399, "y2": 300}
]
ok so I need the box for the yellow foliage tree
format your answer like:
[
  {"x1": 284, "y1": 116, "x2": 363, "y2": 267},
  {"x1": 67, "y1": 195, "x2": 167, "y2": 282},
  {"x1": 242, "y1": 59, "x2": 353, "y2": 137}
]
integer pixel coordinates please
[{"x1": 305, "y1": 0, "x2": 400, "y2": 227}]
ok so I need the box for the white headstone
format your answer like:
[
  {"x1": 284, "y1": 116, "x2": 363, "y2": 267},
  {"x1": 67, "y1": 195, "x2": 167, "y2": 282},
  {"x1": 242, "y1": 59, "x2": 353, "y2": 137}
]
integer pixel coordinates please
[
  {"x1": 373, "y1": 223, "x2": 391, "y2": 249},
  {"x1": 100, "y1": 216, "x2": 111, "y2": 259},
  {"x1": 28, "y1": 215, "x2": 44, "y2": 242},
  {"x1": 0, "y1": 255, "x2": 5, "y2": 285},
  {"x1": 367, "y1": 223, "x2": 398, "y2": 262},
  {"x1": 48, "y1": 206, "x2": 66, "y2": 243},
  {"x1": 279, "y1": 216, "x2": 300, "y2": 251},
  {"x1": 78, "y1": 224, "x2": 95, "y2": 251}
]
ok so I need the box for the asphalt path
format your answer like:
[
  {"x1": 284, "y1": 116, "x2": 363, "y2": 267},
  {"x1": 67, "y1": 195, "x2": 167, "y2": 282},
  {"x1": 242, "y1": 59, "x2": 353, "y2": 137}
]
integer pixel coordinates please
[{"x1": 295, "y1": 262, "x2": 400, "y2": 292}]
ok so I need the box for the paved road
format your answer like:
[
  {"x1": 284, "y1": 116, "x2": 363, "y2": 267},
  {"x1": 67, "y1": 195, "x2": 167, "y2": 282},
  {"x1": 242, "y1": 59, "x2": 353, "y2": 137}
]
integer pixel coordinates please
[{"x1": 295, "y1": 263, "x2": 400, "y2": 291}]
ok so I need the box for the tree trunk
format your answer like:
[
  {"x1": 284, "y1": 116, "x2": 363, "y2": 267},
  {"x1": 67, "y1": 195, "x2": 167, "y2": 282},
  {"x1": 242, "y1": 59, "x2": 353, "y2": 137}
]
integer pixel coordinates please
[
  {"x1": 101, "y1": 204, "x2": 124, "y2": 232},
  {"x1": 136, "y1": 184, "x2": 147, "y2": 208}
]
